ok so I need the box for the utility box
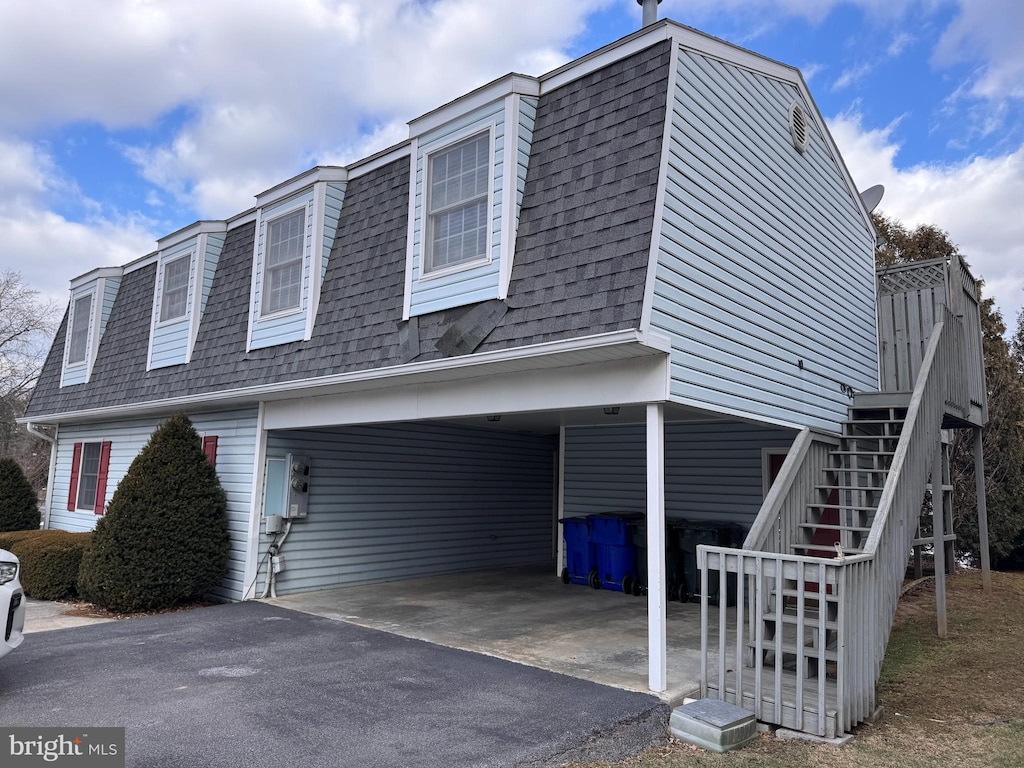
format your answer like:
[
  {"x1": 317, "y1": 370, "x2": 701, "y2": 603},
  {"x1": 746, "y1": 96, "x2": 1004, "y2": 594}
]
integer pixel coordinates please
[
  {"x1": 283, "y1": 453, "x2": 310, "y2": 519},
  {"x1": 669, "y1": 699, "x2": 756, "y2": 753}
]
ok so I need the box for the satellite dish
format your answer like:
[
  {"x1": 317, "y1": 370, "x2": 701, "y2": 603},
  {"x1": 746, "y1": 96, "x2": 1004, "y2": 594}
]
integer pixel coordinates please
[{"x1": 859, "y1": 184, "x2": 884, "y2": 213}]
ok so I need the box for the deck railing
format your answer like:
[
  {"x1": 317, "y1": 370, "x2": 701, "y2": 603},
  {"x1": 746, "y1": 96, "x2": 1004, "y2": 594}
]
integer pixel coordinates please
[
  {"x1": 743, "y1": 429, "x2": 840, "y2": 555},
  {"x1": 700, "y1": 310, "x2": 958, "y2": 736}
]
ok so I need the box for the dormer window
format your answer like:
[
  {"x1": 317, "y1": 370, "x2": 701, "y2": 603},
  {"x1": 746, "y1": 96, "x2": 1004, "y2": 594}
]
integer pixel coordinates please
[
  {"x1": 425, "y1": 131, "x2": 491, "y2": 275},
  {"x1": 403, "y1": 77, "x2": 540, "y2": 319},
  {"x1": 246, "y1": 167, "x2": 347, "y2": 351},
  {"x1": 61, "y1": 266, "x2": 122, "y2": 386},
  {"x1": 147, "y1": 221, "x2": 226, "y2": 370},
  {"x1": 67, "y1": 294, "x2": 93, "y2": 364},
  {"x1": 261, "y1": 208, "x2": 305, "y2": 315},
  {"x1": 159, "y1": 254, "x2": 192, "y2": 322}
]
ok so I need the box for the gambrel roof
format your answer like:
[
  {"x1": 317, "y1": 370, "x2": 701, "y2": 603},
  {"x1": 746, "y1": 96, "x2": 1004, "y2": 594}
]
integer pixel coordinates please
[{"x1": 27, "y1": 40, "x2": 672, "y2": 419}]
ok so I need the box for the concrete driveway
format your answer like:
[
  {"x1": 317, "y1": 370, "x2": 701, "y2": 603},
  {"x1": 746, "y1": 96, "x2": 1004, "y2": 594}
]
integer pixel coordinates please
[{"x1": 0, "y1": 601, "x2": 666, "y2": 767}]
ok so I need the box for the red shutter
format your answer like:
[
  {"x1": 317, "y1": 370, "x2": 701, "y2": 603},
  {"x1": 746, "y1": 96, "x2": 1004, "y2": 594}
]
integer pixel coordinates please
[
  {"x1": 68, "y1": 442, "x2": 83, "y2": 511},
  {"x1": 202, "y1": 435, "x2": 218, "y2": 467},
  {"x1": 93, "y1": 441, "x2": 112, "y2": 514}
]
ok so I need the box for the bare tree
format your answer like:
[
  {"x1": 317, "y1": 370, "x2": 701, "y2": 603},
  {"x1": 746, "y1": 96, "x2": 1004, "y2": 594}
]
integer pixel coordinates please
[{"x1": 0, "y1": 271, "x2": 59, "y2": 489}]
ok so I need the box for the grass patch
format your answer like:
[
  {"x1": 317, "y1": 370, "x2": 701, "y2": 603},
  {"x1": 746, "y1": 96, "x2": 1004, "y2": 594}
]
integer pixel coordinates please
[{"x1": 570, "y1": 569, "x2": 1024, "y2": 768}]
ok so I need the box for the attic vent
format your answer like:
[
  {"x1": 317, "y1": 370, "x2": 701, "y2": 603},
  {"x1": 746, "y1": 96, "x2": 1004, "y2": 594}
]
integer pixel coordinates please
[{"x1": 789, "y1": 101, "x2": 809, "y2": 153}]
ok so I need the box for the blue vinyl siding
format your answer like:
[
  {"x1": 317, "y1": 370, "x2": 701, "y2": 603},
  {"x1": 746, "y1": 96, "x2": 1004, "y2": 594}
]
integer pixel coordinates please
[
  {"x1": 322, "y1": 182, "x2": 346, "y2": 283},
  {"x1": 563, "y1": 420, "x2": 795, "y2": 529},
  {"x1": 60, "y1": 285, "x2": 91, "y2": 387},
  {"x1": 200, "y1": 233, "x2": 226, "y2": 318},
  {"x1": 62, "y1": 275, "x2": 120, "y2": 387},
  {"x1": 250, "y1": 191, "x2": 315, "y2": 350},
  {"x1": 149, "y1": 238, "x2": 196, "y2": 369},
  {"x1": 100, "y1": 278, "x2": 120, "y2": 338},
  {"x1": 409, "y1": 99, "x2": 505, "y2": 316},
  {"x1": 650, "y1": 47, "x2": 877, "y2": 432},
  {"x1": 47, "y1": 409, "x2": 259, "y2": 601},
  {"x1": 150, "y1": 322, "x2": 190, "y2": 368},
  {"x1": 516, "y1": 97, "x2": 538, "y2": 232},
  {"x1": 259, "y1": 422, "x2": 556, "y2": 595}
]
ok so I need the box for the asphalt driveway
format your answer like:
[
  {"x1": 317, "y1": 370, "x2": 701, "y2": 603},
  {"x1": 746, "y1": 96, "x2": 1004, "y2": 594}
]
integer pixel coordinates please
[{"x1": 0, "y1": 601, "x2": 666, "y2": 767}]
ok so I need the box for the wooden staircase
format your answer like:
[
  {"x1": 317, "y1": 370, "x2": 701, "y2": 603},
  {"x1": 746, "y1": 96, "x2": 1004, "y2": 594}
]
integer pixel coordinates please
[
  {"x1": 793, "y1": 402, "x2": 906, "y2": 559},
  {"x1": 758, "y1": 400, "x2": 907, "y2": 677},
  {"x1": 700, "y1": 256, "x2": 988, "y2": 738}
]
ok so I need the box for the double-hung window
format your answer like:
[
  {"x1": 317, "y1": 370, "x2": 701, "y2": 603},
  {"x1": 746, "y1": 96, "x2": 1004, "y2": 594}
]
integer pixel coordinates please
[
  {"x1": 261, "y1": 209, "x2": 305, "y2": 315},
  {"x1": 67, "y1": 294, "x2": 93, "y2": 364},
  {"x1": 425, "y1": 132, "x2": 490, "y2": 274},
  {"x1": 76, "y1": 443, "x2": 102, "y2": 511},
  {"x1": 68, "y1": 441, "x2": 112, "y2": 514},
  {"x1": 159, "y1": 255, "x2": 191, "y2": 322}
]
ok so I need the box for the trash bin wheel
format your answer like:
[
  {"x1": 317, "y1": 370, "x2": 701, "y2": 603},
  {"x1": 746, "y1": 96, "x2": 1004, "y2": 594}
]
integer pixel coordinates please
[
  {"x1": 560, "y1": 567, "x2": 570, "y2": 585},
  {"x1": 622, "y1": 574, "x2": 633, "y2": 596},
  {"x1": 632, "y1": 579, "x2": 643, "y2": 597},
  {"x1": 678, "y1": 582, "x2": 691, "y2": 603},
  {"x1": 588, "y1": 569, "x2": 601, "y2": 589}
]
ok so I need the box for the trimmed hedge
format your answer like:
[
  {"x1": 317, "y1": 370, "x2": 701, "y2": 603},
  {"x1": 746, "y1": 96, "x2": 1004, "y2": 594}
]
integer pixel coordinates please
[
  {"x1": 0, "y1": 457, "x2": 40, "y2": 532},
  {"x1": 0, "y1": 529, "x2": 47, "y2": 551},
  {"x1": 7, "y1": 530, "x2": 93, "y2": 601},
  {"x1": 78, "y1": 413, "x2": 230, "y2": 613}
]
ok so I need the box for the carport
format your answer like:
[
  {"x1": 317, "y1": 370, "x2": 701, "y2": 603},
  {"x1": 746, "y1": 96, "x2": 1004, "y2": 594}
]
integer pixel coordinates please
[
  {"x1": 265, "y1": 563, "x2": 708, "y2": 702},
  {"x1": 249, "y1": 348, "x2": 796, "y2": 698}
]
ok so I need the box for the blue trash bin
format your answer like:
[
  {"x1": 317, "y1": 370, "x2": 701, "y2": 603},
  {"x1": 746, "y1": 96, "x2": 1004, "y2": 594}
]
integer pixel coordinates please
[
  {"x1": 588, "y1": 513, "x2": 641, "y2": 593},
  {"x1": 559, "y1": 517, "x2": 597, "y2": 587}
]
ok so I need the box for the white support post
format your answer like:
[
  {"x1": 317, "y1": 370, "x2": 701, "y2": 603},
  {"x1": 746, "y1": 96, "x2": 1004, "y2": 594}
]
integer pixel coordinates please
[
  {"x1": 646, "y1": 403, "x2": 667, "y2": 692},
  {"x1": 556, "y1": 425, "x2": 566, "y2": 577},
  {"x1": 974, "y1": 428, "x2": 992, "y2": 594},
  {"x1": 932, "y1": 435, "x2": 948, "y2": 638}
]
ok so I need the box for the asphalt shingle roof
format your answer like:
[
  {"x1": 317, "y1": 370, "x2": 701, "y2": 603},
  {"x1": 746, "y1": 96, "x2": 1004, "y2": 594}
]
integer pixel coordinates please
[{"x1": 26, "y1": 40, "x2": 671, "y2": 418}]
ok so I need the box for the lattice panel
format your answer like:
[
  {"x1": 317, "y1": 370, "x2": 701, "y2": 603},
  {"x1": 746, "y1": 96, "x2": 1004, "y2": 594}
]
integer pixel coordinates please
[{"x1": 876, "y1": 263, "x2": 945, "y2": 296}]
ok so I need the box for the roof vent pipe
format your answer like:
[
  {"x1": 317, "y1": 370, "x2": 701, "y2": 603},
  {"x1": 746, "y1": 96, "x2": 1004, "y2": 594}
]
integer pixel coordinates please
[{"x1": 637, "y1": 0, "x2": 663, "y2": 27}]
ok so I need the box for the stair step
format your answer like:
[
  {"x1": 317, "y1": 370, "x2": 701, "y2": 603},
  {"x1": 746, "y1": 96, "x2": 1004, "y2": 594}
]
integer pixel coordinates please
[
  {"x1": 829, "y1": 450, "x2": 896, "y2": 457},
  {"x1": 757, "y1": 641, "x2": 838, "y2": 662},
  {"x1": 823, "y1": 467, "x2": 891, "y2": 474},
  {"x1": 816, "y1": 484, "x2": 885, "y2": 492},
  {"x1": 798, "y1": 523, "x2": 872, "y2": 533},
  {"x1": 807, "y1": 503, "x2": 878, "y2": 512},
  {"x1": 839, "y1": 421, "x2": 905, "y2": 428},
  {"x1": 761, "y1": 610, "x2": 839, "y2": 631},
  {"x1": 774, "y1": 593, "x2": 839, "y2": 606},
  {"x1": 791, "y1": 543, "x2": 865, "y2": 555}
]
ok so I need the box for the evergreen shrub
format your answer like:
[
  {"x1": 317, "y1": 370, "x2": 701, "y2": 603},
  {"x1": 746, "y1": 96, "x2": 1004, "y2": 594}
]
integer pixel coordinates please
[{"x1": 78, "y1": 413, "x2": 230, "y2": 612}]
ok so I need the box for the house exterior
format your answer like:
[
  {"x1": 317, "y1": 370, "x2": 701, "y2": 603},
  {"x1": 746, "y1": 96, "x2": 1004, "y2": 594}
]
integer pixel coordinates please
[{"x1": 26, "y1": 18, "x2": 977, "y2": 737}]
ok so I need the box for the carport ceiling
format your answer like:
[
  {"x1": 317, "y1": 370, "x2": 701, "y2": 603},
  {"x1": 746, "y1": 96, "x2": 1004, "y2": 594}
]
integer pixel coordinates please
[{"x1": 442, "y1": 403, "x2": 726, "y2": 436}]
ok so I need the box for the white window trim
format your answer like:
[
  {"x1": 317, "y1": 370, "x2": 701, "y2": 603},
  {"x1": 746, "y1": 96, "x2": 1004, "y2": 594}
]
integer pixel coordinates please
[
  {"x1": 65, "y1": 292, "x2": 95, "y2": 368},
  {"x1": 74, "y1": 441, "x2": 103, "y2": 513},
  {"x1": 259, "y1": 206, "x2": 308, "y2": 319},
  {"x1": 420, "y1": 125, "x2": 496, "y2": 280},
  {"x1": 155, "y1": 250, "x2": 196, "y2": 327},
  {"x1": 246, "y1": 193, "x2": 315, "y2": 352},
  {"x1": 254, "y1": 199, "x2": 310, "y2": 322}
]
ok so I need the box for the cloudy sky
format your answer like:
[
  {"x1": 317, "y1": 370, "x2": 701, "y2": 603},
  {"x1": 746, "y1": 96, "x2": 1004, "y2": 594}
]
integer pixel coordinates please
[{"x1": 2, "y1": 0, "x2": 1022, "y2": 327}]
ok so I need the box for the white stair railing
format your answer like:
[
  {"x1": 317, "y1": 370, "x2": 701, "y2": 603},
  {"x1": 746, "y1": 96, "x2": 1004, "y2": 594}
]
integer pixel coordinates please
[{"x1": 700, "y1": 309, "x2": 959, "y2": 736}]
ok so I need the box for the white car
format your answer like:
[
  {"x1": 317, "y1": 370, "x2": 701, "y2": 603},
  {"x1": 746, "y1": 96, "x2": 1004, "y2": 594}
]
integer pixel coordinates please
[{"x1": 0, "y1": 549, "x2": 25, "y2": 659}]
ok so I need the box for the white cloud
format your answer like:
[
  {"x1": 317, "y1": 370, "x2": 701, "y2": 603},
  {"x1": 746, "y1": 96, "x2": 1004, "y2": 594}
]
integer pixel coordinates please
[
  {"x1": 0, "y1": 0, "x2": 611, "y2": 219},
  {"x1": 887, "y1": 31, "x2": 913, "y2": 57},
  {"x1": 800, "y1": 62, "x2": 825, "y2": 83},
  {"x1": 832, "y1": 62, "x2": 875, "y2": 91},
  {"x1": 829, "y1": 110, "x2": 1024, "y2": 325},
  {"x1": 0, "y1": 137, "x2": 157, "y2": 303},
  {"x1": 935, "y1": 0, "x2": 1024, "y2": 100},
  {"x1": 662, "y1": 0, "x2": 927, "y2": 25}
]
